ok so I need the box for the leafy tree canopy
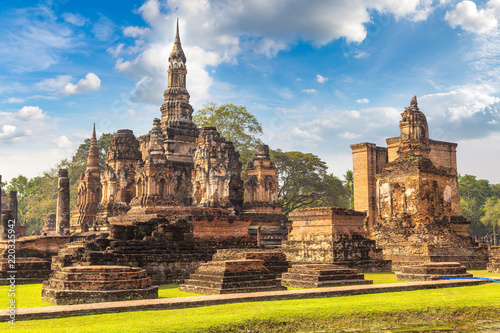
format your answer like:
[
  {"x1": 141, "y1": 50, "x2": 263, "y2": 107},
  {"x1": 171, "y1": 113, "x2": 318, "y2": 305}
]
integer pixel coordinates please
[
  {"x1": 458, "y1": 174, "x2": 500, "y2": 240},
  {"x1": 193, "y1": 102, "x2": 263, "y2": 169},
  {"x1": 271, "y1": 149, "x2": 348, "y2": 216},
  {"x1": 3, "y1": 132, "x2": 115, "y2": 235}
]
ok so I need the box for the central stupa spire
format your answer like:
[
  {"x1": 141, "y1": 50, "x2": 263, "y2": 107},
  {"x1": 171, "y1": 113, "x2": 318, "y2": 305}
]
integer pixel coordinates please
[{"x1": 160, "y1": 19, "x2": 195, "y2": 129}]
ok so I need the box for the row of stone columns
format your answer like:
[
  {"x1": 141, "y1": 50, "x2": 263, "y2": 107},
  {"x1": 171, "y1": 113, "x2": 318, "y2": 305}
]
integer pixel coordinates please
[{"x1": 0, "y1": 169, "x2": 70, "y2": 240}]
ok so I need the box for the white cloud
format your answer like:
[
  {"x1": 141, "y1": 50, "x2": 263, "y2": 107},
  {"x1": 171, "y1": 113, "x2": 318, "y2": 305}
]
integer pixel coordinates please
[
  {"x1": 302, "y1": 88, "x2": 317, "y2": 94},
  {"x1": 62, "y1": 13, "x2": 87, "y2": 27},
  {"x1": 445, "y1": 1, "x2": 498, "y2": 34},
  {"x1": 316, "y1": 74, "x2": 328, "y2": 83},
  {"x1": 0, "y1": 5, "x2": 83, "y2": 72},
  {"x1": 128, "y1": 108, "x2": 137, "y2": 116},
  {"x1": 339, "y1": 132, "x2": 362, "y2": 139},
  {"x1": 112, "y1": 0, "x2": 440, "y2": 106},
  {"x1": 420, "y1": 84, "x2": 500, "y2": 122},
  {"x1": 0, "y1": 125, "x2": 16, "y2": 140},
  {"x1": 0, "y1": 106, "x2": 49, "y2": 143},
  {"x1": 92, "y1": 15, "x2": 116, "y2": 41},
  {"x1": 60, "y1": 73, "x2": 101, "y2": 96},
  {"x1": 353, "y1": 50, "x2": 370, "y2": 59},
  {"x1": 291, "y1": 127, "x2": 324, "y2": 142},
  {"x1": 107, "y1": 43, "x2": 125, "y2": 58},
  {"x1": 123, "y1": 26, "x2": 150, "y2": 38},
  {"x1": 36, "y1": 75, "x2": 73, "y2": 91},
  {"x1": 52, "y1": 135, "x2": 73, "y2": 149},
  {"x1": 356, "y1": 98, "x2": 370, "y2": 104},
  {"x1": 17, "y1": 106, "x2": 47, "y2": 120},
  {"x1": 6, "y1": 97, "x2": 25, "y2": 103}
]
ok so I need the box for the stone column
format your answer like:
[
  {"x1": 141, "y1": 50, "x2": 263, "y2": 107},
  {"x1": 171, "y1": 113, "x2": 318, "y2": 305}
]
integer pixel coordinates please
[
  {"x1": 9, "y1": 191, "x2": 17, "y2": 223},
  {"x1": 1, "y1": 210, "x2": 12, "y2": 241},
  {"x1": 56, "y1": 169, "x2": 70, "y2": 236}
]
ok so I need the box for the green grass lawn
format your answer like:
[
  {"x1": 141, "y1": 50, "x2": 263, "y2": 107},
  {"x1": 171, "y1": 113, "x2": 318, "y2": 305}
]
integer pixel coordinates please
[
  {"x1": 2, "y1": 282, "x2": 500, "y2": 332},
  {"x1": 2, "y1": 270, "x2": 498, "y2": 309},
  {"x1": 0, "y1": 284, "x2": 201, "y2": 309}
]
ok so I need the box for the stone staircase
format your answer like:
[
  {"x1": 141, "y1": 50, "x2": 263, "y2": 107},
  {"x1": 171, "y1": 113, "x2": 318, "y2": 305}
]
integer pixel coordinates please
[
  {"x1": 281, "y1": 264, "x2": 373, "y2": 288},
  {"x1": 179, "y1": 259, "x2": 286, "y2": 295}
]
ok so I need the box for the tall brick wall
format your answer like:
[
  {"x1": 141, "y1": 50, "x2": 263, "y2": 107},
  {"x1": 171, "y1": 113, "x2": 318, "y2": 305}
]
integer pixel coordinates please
[
  {"x1": 386, "y1": 137, "x2": 400, "y2": 163},
  {"x1": 428, "y1": 140, "x2": 458, "y2": 171},
  {"x1": 350, "y1": 143, "x2": 387, "y2": 232},
  {"x1": 288, "y1": 207, "x2": 366, "y2": 236}
]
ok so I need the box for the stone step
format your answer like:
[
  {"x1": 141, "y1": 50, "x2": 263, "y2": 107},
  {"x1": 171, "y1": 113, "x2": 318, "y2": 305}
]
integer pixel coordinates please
[
  {"x1": 44, "y1": 277, "x2": 152, "y2": 291},
  {"x1": 281, "y1": 272, "x2": 365, "y2": 282},
  {"x1": 281, "y1": 278, "x2": 373, "y2": 289},
  {"x1": 180, "y1": 278, "x2": 282, "y2": 290},
  {"x1": 288, "y1": 267, "x2": 358, "y2": 276},
  {"x1": 396, "y1": 272, "x2": 473, "y2": 281},
  {"x1": 42, "y1": 285, "x2": 158, "y2": 305},
  {"x1": 178, "y1": 284, "x2": 286, "y2": 295},
  {"x1": 188, "y1": 272, "x2": 277, "y2": 283},
  {"x1": 51, "y1": 270, "x2": 148, "y2": 281},
  {"x1": 0, "y1": 270, "x2": 52, "y2": 279}
]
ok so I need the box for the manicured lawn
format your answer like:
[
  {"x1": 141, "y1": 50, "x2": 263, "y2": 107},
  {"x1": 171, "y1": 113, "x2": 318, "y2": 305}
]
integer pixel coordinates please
[
  {"x1": 365, "y1": 269, "x2": 500, "y2": 284},
  {"x1": 2, "y1": 270, "x2": 497, "y2": 309},
  {"x1": 2, "y1": 282, "x2": 500, "y2": 332},
  {"x1": 0, "y1": 284, "x2": 53, "y2": 309},
  {"x1": 158, "y1": 284, "x2": 200, "y2": 298},
  {"x1": 0, "y1": 283, "x2": 201, "y2": 309}
]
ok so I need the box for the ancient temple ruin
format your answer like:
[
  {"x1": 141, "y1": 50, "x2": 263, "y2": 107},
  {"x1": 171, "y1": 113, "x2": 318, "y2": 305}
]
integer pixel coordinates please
[
  {"x1": 351, "y1": 96, "x2": 488, "y2": 269},
  {"x1": 70, "y1": 126, "x2": 102, "y2": 233},
  {"x1": 50, "y1": 22, "x2": 286, "y2": 286},
  {"x1": 244, "y1": 145, "x2": 281, "y2": 214}
]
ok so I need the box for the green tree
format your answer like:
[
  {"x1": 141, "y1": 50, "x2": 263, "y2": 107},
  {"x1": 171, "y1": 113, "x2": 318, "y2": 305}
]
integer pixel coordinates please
[
  {"x1": 458, "y1": 174, "x2": 494, "y2": 239},
  {"x1": 23, "y1": 173, "x2": 57, "y2": 235},
  {"x1": 193, "y1": 102, "x2": 263, "y2": 170},
  {"x1": 272, "y1": 149, "x2": 347, "y2": 216},
  {"x1": 3, "y1": 132, "x2": 115, "y2": 235},
  {"x1": 343, "y1": 170, "x2": 354, "y2": 209},
  {"x1": 482, "y1": 197, "x2": 500, "y2": 246},
  {"x1": 4, "y1": 175, "x2": 30, "y2": 225}
]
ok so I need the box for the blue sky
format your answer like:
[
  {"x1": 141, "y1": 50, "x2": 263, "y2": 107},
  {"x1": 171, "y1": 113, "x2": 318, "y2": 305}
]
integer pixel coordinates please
[{"x1": 0, "y1": 0, "x2": 499, "y2": 183}]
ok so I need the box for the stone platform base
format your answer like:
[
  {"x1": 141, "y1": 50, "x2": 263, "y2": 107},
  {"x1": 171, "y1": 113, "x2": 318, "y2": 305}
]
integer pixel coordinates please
[
  {"x1": 0, "y1": 258, "x2": 52, "y2": 285},
  {"x1": 179, "y1": 259, "x2": 286, "y2": 295},
  {"x1": 281, "y1": 264, "x2": 373, "y2": 288},
  {"x1": 381, "y1": 244, "x2": 489, "y2": 270},
  {"x1": 396, "y1": 262, "x2": 473, "y2": 281},
  {"x1": 212, "y1": 249, "x2": 291, "y2": 278},
  {"x1": 42, "y1": 265, "x2": 158, "y2": 304}
]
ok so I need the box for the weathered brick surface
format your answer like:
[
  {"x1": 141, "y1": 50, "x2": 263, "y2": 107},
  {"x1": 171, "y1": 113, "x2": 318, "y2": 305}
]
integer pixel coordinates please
[
  {"x1": 212, "y1": 249, "x2": 291, "y2": 278},
  {"x1": 282, "y1": 207, "x2": 391, "y2": 272},
  {"x1": 42, "y1": 265, "x2": 158, "y2": 305},
  {"x1": 351, "y1": 96, "x2": 488, "y2": 269},
  {"x1": 179, "y1": 259, "x2": 286, "y2": 295},
  {"x1": 0, "y1": 258, "x2": 52, "y2": 285},
  {"x1": 488, "y1": 247, "x2": 500, "y2": 273},
  {"x1": 52, "y1": 211, "x2": 260, "y2": 284},
  {"x1": 281, "y1": 264, "x2": 373, "y2": 288},
  {"x1": 396, "y1": 262, "x2": 473, "y2": 281},
  {"x1": 0, "y1": 235, "x2": 69, "y2": 259},
  {"x1": 70, "y1": 125, "x2": 103, "y2": 233}
]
